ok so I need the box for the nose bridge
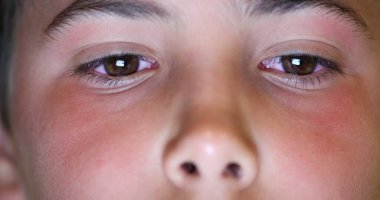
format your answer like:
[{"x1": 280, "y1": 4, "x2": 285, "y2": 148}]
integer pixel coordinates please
[
  {"x1": 179, "y1": 45, "x2": 244, "y2": 115},
  {"x1": 163, "y1": 53, "x2": 258, "y2": 193},
  {"x1": 178, "y1": 36, "x2": 249, "y2": 139},
  {"x1": 162, "y1": 23, "x2": 259, "y2": 192},
  {"x1": 176, "y1": 47, "x2": 249, "y2": 144},
  {"x1": 176, "y1": 15, "x2": 244, "y2": 106}
]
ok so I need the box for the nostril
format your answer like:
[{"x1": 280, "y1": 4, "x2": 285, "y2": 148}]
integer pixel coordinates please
[
  {"x1": 223, "y1": 162, "x2": 242, "y2": 179},
  {"x1": 181, "y1": 162, "x2": 199, "y2": 176}
]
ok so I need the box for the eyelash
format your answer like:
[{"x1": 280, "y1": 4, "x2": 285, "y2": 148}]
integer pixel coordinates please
[
  {"x1": 74, "y1": 53, "x2": 159, "y2": 89},
  {"x1": 258, "y1": 54, "x2": 342, "y2": 90}
]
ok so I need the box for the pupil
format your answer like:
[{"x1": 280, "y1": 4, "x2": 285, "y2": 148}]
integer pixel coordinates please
[
  {"x1": 105, "y1": 55, "x2": 140, "y2": 76},
  {"x1": 281, "y1": 55, "x2": 318, "y2": 75}
]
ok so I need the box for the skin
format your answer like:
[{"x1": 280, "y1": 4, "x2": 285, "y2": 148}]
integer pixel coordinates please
[{"x1": 1, "y1": 0, "x2": 380, "y2": 199}]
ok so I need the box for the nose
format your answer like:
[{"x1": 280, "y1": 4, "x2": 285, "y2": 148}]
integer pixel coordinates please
[
  {"x1": 163, "y1": 39, "x2": 258, "y2": 194},
  {"x1": 163, "y1": 109, "x2": 258, "y2": 193}
]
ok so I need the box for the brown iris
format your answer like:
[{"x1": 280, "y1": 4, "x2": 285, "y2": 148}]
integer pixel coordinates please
[
  {"x1": 104, "y1": 55, "x2": 140, "y2": 76},
  {"x1": 281, "y1": 55, "x2": 318, "y2": 75}
]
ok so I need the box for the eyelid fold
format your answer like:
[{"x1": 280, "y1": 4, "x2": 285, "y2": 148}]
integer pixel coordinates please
[
  {"x1": 70, "y1": 42, "x2": 162, "y2": 69},
  {"x1": 255, "y1": 39, "x2": 343, "y2": 65}
]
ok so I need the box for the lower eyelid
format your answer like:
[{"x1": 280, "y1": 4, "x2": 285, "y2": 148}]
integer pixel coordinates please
[
  {"x1": 83, "y1": 69, "x2": 157, "y2": 93},
  {"x1": 260, "y1": 67, "x2": 336, "y2": 91}
]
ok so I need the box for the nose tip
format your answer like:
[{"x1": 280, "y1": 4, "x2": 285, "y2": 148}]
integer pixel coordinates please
[{"x1": 164, "y1": 133, "x2": 257, "y2": 191}]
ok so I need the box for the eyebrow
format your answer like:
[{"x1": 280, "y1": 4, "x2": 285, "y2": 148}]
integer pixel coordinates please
[
  {"x1": 46, "y1": 0, "x2": 369, "y2": 38},
  {"x1": 45, "y1": 0, "x2": 170, "y2": 36},
  {"x1": 247, "y1": 0, "x2": 368, "y2": 34}
]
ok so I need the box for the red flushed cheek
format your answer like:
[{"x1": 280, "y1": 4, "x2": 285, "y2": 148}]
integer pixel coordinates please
[
  {"x1": 258, "y1": 84, "x2": 380, "y2": 197},
  {"x1": 11, "y1": 80, "x2": 170, "y2": 199}
]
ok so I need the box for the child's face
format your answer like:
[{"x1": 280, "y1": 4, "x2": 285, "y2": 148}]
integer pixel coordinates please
[{"x1": 6, "y1": 0, "x2": 380, "y2": 199}]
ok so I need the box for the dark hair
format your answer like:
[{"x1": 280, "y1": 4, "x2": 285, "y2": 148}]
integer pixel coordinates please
[{"x1": 0, "y1": 0, "x2": 20, "y2": 130}]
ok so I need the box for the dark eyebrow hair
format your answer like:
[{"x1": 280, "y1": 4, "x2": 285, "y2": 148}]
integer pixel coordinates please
[
  {"x1": 45, "y1": 0, "x2": 170, "y2": 37},
  {"x1": 247, "y1": 0, "x2": 368, "y2": 35}
]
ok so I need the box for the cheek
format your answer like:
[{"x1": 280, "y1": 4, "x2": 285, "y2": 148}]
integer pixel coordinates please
[
  {"x1": 252, "y1": 84, "x2": 380, "y2": 198},
  {"x1": 11, "y1": 81, "x2": 174, "y2": 199}
]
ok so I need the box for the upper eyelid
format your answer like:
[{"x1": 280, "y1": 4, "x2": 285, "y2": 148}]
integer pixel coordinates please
[
  {"x1": 254, "y1": 39, "x2": 344, "y2": 65},
  {"x1": 69, "y1": 41, "x2": 162, "y2": 72},
  {"x1": 74, "y1": 52, "x2": 157, "y2": 75}
]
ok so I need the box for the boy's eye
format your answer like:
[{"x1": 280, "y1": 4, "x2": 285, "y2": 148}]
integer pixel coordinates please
[
  {"x1": 258, "y1": 54, "x2": 342, "y2": 90},
  {"x1": 74, "y1": 53, "x2": 159, "y2": 91}
]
